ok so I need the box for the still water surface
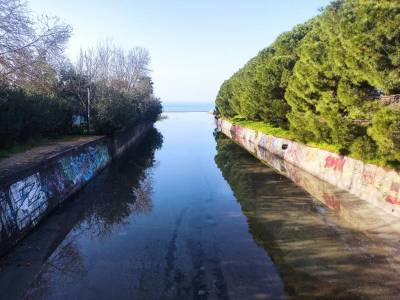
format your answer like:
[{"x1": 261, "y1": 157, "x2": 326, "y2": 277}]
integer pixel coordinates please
[{"x1": 1, "y1": 112, "x2": 400, "y2": 299}]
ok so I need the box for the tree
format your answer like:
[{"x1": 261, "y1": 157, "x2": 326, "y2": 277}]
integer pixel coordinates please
[
  {"x1": 286, "y1": 0, "x2": 400, "y2": 159},
  {"x1": 0, "y1": 0, "x2": 72, "y2": 89},
  {"x1": 215, "y1": 22, "x2": 312, "y2": 127},
  {"x1": 215, "y1": 0, "x2": 400, "y2": 164},
  {"x1": 74, "y1": 41, "x2": 161, "y2": 134},
  {"x1": 369, "y1": 107, "x2": 400, "y2": 162}
]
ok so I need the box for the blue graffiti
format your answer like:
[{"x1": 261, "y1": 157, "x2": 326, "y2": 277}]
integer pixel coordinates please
[{"x1": 60, "y1": 144, "x2": 110, "y2": 185}]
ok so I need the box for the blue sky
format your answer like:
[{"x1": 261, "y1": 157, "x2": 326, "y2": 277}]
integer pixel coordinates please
[{"x1": 29, "y1": 0, "x2": 331, "y2": 103}]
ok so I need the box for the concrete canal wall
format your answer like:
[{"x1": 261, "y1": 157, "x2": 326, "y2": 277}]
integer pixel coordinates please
[
  {"x1": 0, "y1": 122, "x2": 153, "y2": 256},
  {"x1": 217, "y1": 118, "x2": 400, "y2": 219}
]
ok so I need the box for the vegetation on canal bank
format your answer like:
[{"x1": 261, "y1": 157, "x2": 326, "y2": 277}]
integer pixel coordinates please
[
  {"x1": 215, "y1": 0, "x2": 400, "y2": 167},
  {"x1": 227, "y1": 116, "x2": 342, "y2": 154},
  {"x1": 0, "y1": 0, "x2": 161, "y2": 151}
]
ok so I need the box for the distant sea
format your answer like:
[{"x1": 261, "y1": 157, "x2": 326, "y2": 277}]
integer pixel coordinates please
[{"x1": 162, "y1": 102, "x2": 214, "y2": 112}]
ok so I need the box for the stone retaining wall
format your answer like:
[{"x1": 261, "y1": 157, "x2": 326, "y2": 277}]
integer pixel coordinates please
[
  {"x1": 0, "y1": 122, "x2": 152, "y2": 256},
  {"x1": 217, "y1": 118, "x2": 400, "y2": 218}
]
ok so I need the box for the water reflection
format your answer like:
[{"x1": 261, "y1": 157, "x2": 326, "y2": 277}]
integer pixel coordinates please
[
  {"x1": 4, "y1": 113, "x2": 400, "y2": 300},
  {"x1": 74, "y1": 128, "x2": 163, "y2": 238},
  {"x1": 0, "y1": 128, "x2": 163, "y2": 300},
  {"x1": 214, "y1": 133, "x2": 400, "y2": 299}
]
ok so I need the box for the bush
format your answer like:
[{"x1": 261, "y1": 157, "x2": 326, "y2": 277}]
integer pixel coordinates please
[
  {"x1": 369, "y1": 107, "x2": 400, "y2": 162},
  {"x1": 349, "y1": 136, "x2": 377, "y2": 161},
  {"x1": 0, "y1": 85, "x2": 73, "y2": 148},
  {"x1": 0, "y1": 80, "x2": 162, "y2": 150},
  {"x1": 92, "y1": 91, "x2": 139, "y2": 135},
  {"x1": 92, "y1": 90, "x2": 161, "y2": 135}
]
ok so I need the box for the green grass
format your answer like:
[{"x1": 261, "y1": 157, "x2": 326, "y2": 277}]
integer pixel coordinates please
[
  {"x1": 226, "y1": 116, "x2": 395, "y2": 169},
  {"x1": 0, "y1": 135, "x2": 86, "y2": 161},
  {"x1": 228, "y1": 116, "x2": 341, "y2": 152},
  {"x1": 229, "y1": 116, "x2": 296, "y2": 140}
]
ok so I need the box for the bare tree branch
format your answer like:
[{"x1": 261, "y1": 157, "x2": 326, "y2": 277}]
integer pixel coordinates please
[{"x1": 0, "y1": 0, "x2": 72, "y2": 89}]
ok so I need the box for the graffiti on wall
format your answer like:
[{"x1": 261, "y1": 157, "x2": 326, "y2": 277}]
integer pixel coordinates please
[
  {"x1": 324, "y1": 155, "x2": 346, "y2": 172},
  {"x1": 218, "y1": 118, "x2": 400, "y2": 216},
  {"x1": 60, "y1": 145, "x2": 109, "y2": 185},
  {"x1": 9, "y1": 173, "x2": 48, "y2": 229},
  {"x1": 286, "y1": 143, "x2": 303, "y2": 163},
  {"x1": 272, "y1": 137, "x2": 282, "y2": 153},
  {"x1": 41, "y1": 167, "x2": 66, "y2": 198},
  {"x1": 362, "y1": 171, "x2": 376, "y2": 186},
  {"x1": 386, "y1": 182, "x2": 400, "y2": 205},
  {"x1": 258, "y1": 134, "x2": 267, "y2": 150},
  {"x1": 0, "y1": 190, "x2": 15, "y2": 239}
]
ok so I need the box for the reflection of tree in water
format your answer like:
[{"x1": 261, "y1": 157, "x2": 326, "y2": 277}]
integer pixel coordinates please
[
  {"x1": 131, "y1": 172, "x2": 153, "y2": 215},
  {"x1": 214, "y1": 133, "x2": 265, "y2": 211},
  {"x1": 214, "y1": 133, "x2": 400, "y2": 299},
  {"x1": 75, "y1": 128, "x2": 163, "y2": 237},
  {"x1": 24, "y1": 129, "x2": 163, "y2": 299},
  {"x1": 82, "y1": 128, "x2": 163, "y2": 237}
]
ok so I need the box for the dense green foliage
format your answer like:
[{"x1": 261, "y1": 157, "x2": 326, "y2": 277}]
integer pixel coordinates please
[
  {"x1": 0, "y1": 73, "x2": 161, "y2": 149},
  {"x1": 369, "y1": 107, "x2": 400, "y2": 162},
  {"x1": 0, "y1": 1, "x2": 162, "y2": 151},
  {"x1": 216, "y1": 22, "x2": 312, "y2": 127},
  {"x1": 215, "y1": 0, "x2": 400, "y2": 166},
  {"x1": 91, "y1": 81, "x2": 162, "y2": 135},
  {"x1": 0, "y1": 85, "x2": 74, "y2": 148}
]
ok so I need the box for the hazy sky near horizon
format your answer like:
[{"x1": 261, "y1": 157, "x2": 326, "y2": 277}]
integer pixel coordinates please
[{"x1": 29, "y1": 0, "x2": 331, "y2": 103}]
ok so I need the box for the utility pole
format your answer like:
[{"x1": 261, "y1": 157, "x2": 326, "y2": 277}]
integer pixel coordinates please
[{"x1": 87, "y1": 87, "x2": 90, "y2": 132}]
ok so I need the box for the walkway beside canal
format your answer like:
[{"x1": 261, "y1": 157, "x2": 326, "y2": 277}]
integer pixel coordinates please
[{"x1": 0, "y1": 136, "x2": 102, "y2": 183}]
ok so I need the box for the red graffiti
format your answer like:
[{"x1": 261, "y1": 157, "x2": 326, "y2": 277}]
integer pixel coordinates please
[
  {"x1": 386, "y1": 182, "x2": 400, "y2": 205},
  {"x1": 230, "y1": 125, "x2": 244, "y2": 143},
  {"x1": 324, "y1": 156, "x2": 345, "y2": 172},
  {"x1": 362, "y1": 171, "x2": 375, "y2": 185},
  {"x1": 323, "y1": 193, "x2": 341, "y2": 212},
  {"x1": 386, "y1": 195, "x2": 400, "y2": 205}
]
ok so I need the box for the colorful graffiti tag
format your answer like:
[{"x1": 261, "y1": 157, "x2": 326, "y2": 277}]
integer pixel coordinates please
[
  {"x1": 60, "y1": 145, "x2": 109, "y2": 185},
  {"x1": 386, "y1": 182, "x2": 400, "y2": 205},
  {"x1": 217, "y1": 117, "x2": 400, "y2": 217},
  {"x1": 0, "y1": 190, "x2": 16, "y2": 240},
  {"x1": 9, "y1": 173, "x2": 48, "y2": 229},
  {"x1": 41, "y1": 167, "x2": 66, "y2": 199},
  {"x1": 285, "y1": 143, "x2": 303, "y2": 163},
  {"x1": 324, "y1": 156, "x2": 346, "y2": 172}
]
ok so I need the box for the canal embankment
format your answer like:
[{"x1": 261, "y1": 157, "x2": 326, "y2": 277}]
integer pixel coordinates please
[
  {"x1": 217, "y1": 119, "x2": 400, "y2": 218},
  {"x1": 0, "y1": 121, "x2": 153, "y2": 256}
]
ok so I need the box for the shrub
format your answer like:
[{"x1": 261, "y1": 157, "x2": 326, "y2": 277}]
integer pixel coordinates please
[
  {"x1": 349, "y1": 136, "x2": 377, "y2": 161},
  {"x1": 0, "y1": 84, "x2": 74, "y2": 148},
  {"x1": 92, "y1": 92, "x2": 139, "y2": 135},
  {"x1": 91, "y1": 88, "x2": 161, "y2": 135},
  {"x1": 369, "y1": 107, "x2": 400, "y2": 162}
]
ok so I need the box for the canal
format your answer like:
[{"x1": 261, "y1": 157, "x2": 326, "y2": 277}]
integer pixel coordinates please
[{"x1": 1, "y1": 112, "x2": 400, "y2": 299}]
